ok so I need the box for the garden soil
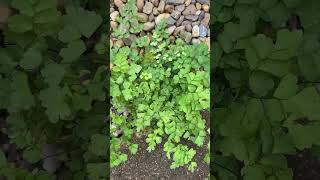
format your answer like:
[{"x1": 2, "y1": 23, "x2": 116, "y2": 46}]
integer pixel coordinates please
[{"x1": 110, "y1": 135, "x2": 209, "y2": 180}]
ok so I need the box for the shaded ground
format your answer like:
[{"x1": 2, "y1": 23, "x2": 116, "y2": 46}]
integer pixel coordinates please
[
  {"x1": 287, "y1": 150, "x2": 320, "y2": 180},
  {"x1": 110, "y1": 135, "x2": 209, "y2": 180}
]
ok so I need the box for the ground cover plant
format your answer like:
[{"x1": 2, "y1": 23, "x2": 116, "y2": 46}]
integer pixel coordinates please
[
  {"x1": 212, "y1": 0, "x2": 320, "y2": 179},
  {"x1": 0, "y1": 0, "x2": 108, "y2": 179},
  {"x1": 110, "y1": 0, "x2": 210, "y2": 177}
]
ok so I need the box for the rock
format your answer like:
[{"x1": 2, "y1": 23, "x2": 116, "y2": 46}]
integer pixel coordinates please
[
  {"x1": 123, "y1": 34, "x2": 137, "y2": 46},
  {"x1": 143, "y1": 2, "x2": 154, "y2": 14},
  {"x1": 185, "y1": 15, "x2": 198, "y2": 21},
  {"x1": 165, "y1": 5, "x2": 174, "y2": 13},
  {"x1": 110, "y1": 11, "x2": 119, "y2": 21},
  {"x1": 171, "y1": 10, "x2": 181, "y2": 19},
  {"x1": 192, "y1": 25, "x2": 200, "y2": 37},
  {"x1": 155, "y1": 13, "x2": 171, "y2": 24},
  {"x1": 176, "y1": 15, "x2": 185, "y2": 26},
  {"x1": 169, "y1": 35, "x2": 176, "y2": 43},
  {"x1": 144, "y1": 22, "x2": 156, "y2": 31},
  {"x1": 186, "y1": 24, "x2": 192, "y2": 32},
  {"x1": 111, "y1": 21, "x2": 118, "y2": 29},
  {"x1": 118, "y1": 23, "x2": 129, "y2": 34},
  {"x1": 201, "y1": 13, "x2": 210, "y2": 26},
  {"x1": 196, "y1": 10, "x2": 201, "y2": 15},
  {"x1": 166, "y1": 0, "x2": 184, "y2": 5},
  {"x1": 192, "y1": 38, "x2": 201, "y2": 44},
  {"x1": 196, "y1": 3, "x2": 201, "y2": 10},
  {"x1": 158, "y1": 0, "x2": 166, "y2": 12},
  {"x1": 149, "y1": 14, "x2": 155, "y2": 21},
  {"x1": 198, "y1": 11, "x2": 205, "y2": 21},
  {"x1": 192, "y1": 21, "x2": 200, "y2": 26},
  {"x1": 153, "y1": 7, "x2": 159, "y2": 15},
  {"x1": 191, "y1": 0, "x2": 196, "y2": 4},
  {"x1": 137, "y1": 0, "x2": 144, "y2": 12},
  {"x1": 204, "y1": 37, "x2": 210, "y2": 50},
  {"x1": 115, "y1": 40, "x2": 124, "y2": 47},
  {"x1": 207, "y1": 28, "x2": 210, "y2": 36},
  {"x1": 182, "y1": 20, "x2": 192, "y2": 26},
  {"x1": 110, "y1": 7, "x2": 115, "y2": 13},
  {"x1": 183, "y1": 5, "x2": 196, "y2": 15},
  {"x1": 42, "y1": 144, "x2": 61, "y2": 173},
  {"x1": 167, "y1": 16, "x2": 176, "y2": 25},
  {"x1": 167, "y1": 26, "x2": 176, "y2": 35},
  {"x1": 199, "y1": 24, "x2": 207, "y2": 37},
  {"x1": 185, "y1": 0, "x2": 191, "y2": 6},
  {"x1": 197, "y1": 0, "x2": 210, "y2": 4},
  {"x1": 137, "y1": 13, "x2": 149, "y2": 22},
  {"x1": 175, "y1": 4, "x2": 185, "y2": 12},
  {"x1": 202, "y1": 4, "x2": 209, "y2": 12},
  {"x1": 151, "y1": 0, "x2": 160, "y2": 6},
  {"x1": 173, "y1": 25, "x2": 185, "y2": 35},
  {"x1": 180, "y1": 31, "x2": 192, "y2": 43},
  {"x1": 114, "y1": 0, "x2": 124, "y2": 9}
]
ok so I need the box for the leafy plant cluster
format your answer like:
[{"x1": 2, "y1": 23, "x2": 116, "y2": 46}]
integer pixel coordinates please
[
  {"x1": 213, "y1": 0, "x2": 320, "y2": 179},
  {"x1": 0, "y1": 0, "x2": 108, "y2": 179},
  {"x1": 110, "y1": 0, "x2": 210, "y2": 173}
]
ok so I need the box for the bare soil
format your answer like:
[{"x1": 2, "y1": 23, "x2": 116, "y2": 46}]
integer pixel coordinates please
[{"x1": 110, "y1": 135, "x2": 209, "y2": 180}]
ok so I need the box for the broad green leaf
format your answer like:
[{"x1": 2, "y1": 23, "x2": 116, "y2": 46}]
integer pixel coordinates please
[
  {"x1": 8, "y1": 15, "x2": 33, "y2": 33},
  {"x1": 243, "y1": 165, "x2": 265, "y2": 180},
  {"x1": 250, "y1": 34, "x2": 274, "y2": 59},
  {"x1": 290, "y1": 87, "x2": 320, "y2": 120},
  {"x1": 41, "y1": 62, "x2": 65, "y2": 86},
  {"x1": 89, "y1": 134, "x2": 107, "y2": 156},
  {"x1": 59, "y1": 40, "x2": 86, "y2": 63},
  {"x1": 58, "y1": 25, "x2": 82, "y2": 43},
  {"x1": 11, "y1": 0, "x2": 34, "y2": 16},
  {"x1": 9, "y1": 72, "x2": 35, "y2": 112},
  {"x1": 39, "y1": 86, "x2": 71, "y2": 123},
  {"x1": 274, "y1": 74, "x2": 298, "y2": 99},
  {"x1": 20, "y1": 47, "x2": 42, "y2": 70},
  {"x1": 249, "y1": 71, "x2": 274, "y2": 97},
  {"x1": 0, "y1": 150, "x2": 7, "y2": 168},
  {"x1": 23, "y1": 148, "x2": 41, "y2": 163}
]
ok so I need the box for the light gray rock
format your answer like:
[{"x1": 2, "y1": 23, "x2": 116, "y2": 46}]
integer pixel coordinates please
[
  {"x1": 158, "y1": 0, "x2": 166, "y2": 12},
  {"x1": 192, "y1": 25, "x2": 199, "y2": 37},
  {"x1": 166, "y1": 0, "x2": 184, "y2": 5},
  {"x1": 175, "y1": 4, "x2": 185, "y2": 12},
  {"x1": 176, "y1": 15, "x2": 184, "y2": 26},
  {"x1": 165, "y1": 4, "x2": 174, "y2": 13},
  {"x1": 173, "y1": 25, "x2": 185, "y2": 35},
  {"x1": 151, "y1": 0, "x2": 160, "y2": 6},
  {"x1": 153, "y1": 7, "x2": 159, "y2": 15},
  {"x1": 180, "y1": 31, "x2": 192, "y2": 43},
  {"x1": 110, "y1": 11, "x2": 119, "y2": 21},
  {"x1": 144, "y1": 22, "x2": 156, "y2": 31},
  {"x1": 185, "y1": 24, "x2": 192, "y2": 32},
  {"x1": 197, "y1": 0, "x2": 210, "y2": 4},
  {"x1": 199, "y1": 24, "x2": 207, "y2": 37},
  {"x1": 143, "y1": 2, "x2": 154, "y2": 14},
  {"x1": 182, "y1": 5, "x2": 197, "y2": 15},
  {"x1": 167, "y1": 16, "x2": 176, "y2": 25},
  {"x1": 149, "y1": 13, "x2": 155, "y2": 21},
  {"x1": 155, "y1": 13, "x2": 171, "y2": 24},
  {"x1": 167, "y1": 25, "x2": 176, "y2": 35},
  {"x1": 201, "y1": 12, "x2": 209, "y2": 26},
  {"x1": 185, "y1": 15, "x2": 198, "y2": 21},
  {"x1": 171, "y1": 10, "x2": 181, "y2": 19}
]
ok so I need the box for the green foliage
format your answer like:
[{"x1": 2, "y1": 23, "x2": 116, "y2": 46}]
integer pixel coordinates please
[
  {"x1": 0, "y1": 0, "x2": 107, "y2": 179},
  {"x1": 213, "y1": 0, "x2": 320, "y2": 179},
  {"x1": 110, "y1": 1, "x2": 210, "y2": 172}
]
